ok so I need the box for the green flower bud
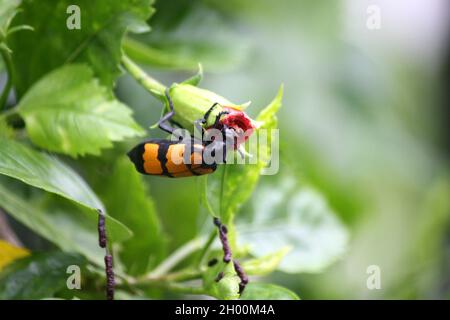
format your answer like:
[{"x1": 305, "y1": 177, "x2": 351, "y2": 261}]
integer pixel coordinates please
[
  {"x1": 203, "y1": 261, "x2": 241, "y2": 300},
  {"x1": 167, "y1": 83, "x2": 251, "y2": 134}
]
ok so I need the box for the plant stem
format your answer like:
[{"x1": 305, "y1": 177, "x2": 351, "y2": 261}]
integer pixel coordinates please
[
  {"x1": 136, "y1": 268, "x2": 202, "y2": 285},
  {"x1": 196, "y1": 229, "x2": 217, "y2": 268},
  {"x1": 121, "y1": 54, "x2": 166, "y2": 99},
  {"x1": 161, "y1": 282, "x2": 205, "y2": 295},
  {"x1": 0, "y1": 46, "x2": 14, "y2": 111},
  {"x1": 144, "y1": 237, "x2": 205, "y2": 279},
  {"x1": 127, "y1": 269, "x2": 204, "y2": 295},
  {"x1": 117, "y1": 267, "x2": 202, "y2": 295},
  {"x1": 129, "y1": 280, "x2": 205, "y2": 295}
]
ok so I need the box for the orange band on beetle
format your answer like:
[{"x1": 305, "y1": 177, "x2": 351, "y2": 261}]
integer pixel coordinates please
[{"x1": 143, "y1": 143, "x2": 163, "y2": 174}]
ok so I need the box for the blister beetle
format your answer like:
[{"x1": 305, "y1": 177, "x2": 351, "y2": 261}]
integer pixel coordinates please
[{"x1": 127, "y1": 89, "x2": 238, "y2": 178}]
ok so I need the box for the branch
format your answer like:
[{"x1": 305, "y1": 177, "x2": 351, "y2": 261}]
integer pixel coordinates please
[
  {"x1": 143, "y1": 237, "x2": 205, "y2": 279},
  {"x1": 196, "y1": 229, "x2": 217, "y2": 268},
  {"x1": 160, "y1": 282, "x2": 205, "y2": 295},
  {"x1": 135, "y1": 268, "x2": 202, "y2": 285},
  {"x1": 122, "y1": 279, "x2": 205, "y2": 296},
  {"x1": 121, "y1": 54, "x2": 166, "y2": 100}
]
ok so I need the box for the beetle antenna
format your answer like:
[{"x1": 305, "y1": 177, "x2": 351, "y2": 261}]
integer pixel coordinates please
[
  {"x1": 213, "y1": 217, "x2": 249, "y2": 295},
  {"x1": 233, "y1": 260, "x2": 249, "y2": 294},
  {"x1": 213, "y1": 217, "x2": 232, "y2": 263}
]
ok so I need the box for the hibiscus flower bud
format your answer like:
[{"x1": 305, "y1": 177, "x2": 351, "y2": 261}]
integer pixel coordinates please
[{"x1": 168, "y1": 83, "x2": 256, "y2": 148}]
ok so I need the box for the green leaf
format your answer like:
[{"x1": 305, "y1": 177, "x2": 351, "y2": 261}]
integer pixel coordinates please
[
  {"x1": 95, "y1": 158, "x2": 167, "y2": 276},
  {"x1": 201, "y1": 86, "x2": 283, "y2": 245},
  {"x1": 123, "y1": 37, "x2": 203, "y2": 71},
  {"x1": 0, "y1": 138, "x2": 102, "y2": 209},
  {"x1": 0, "y1": 181, "x2": 132, "y2": 266},
  {"x1": 0, "y1": 121, "x2": 14, "y2": 138},
  {"x1": 240, "y1": 283, "x2": 300, "y2": 300},
  {"x1": 241, "y1": 247, "x2": 291, "y2": 276},
  {"x1": 0, "y1": 251, "x2": 86, "y2": 299},
  {"x1": 203, "y1": 85, "x2": 283, "y2": 216},
  {"x1": 0, "y1": 0, "x2": 20, "y2": 32},
  {"x1": 0, "y1": 138, "x2": 131, "y2": 252},
  {"x1": 17, "y1": 64, "x2": 144, "y2": 157},
  {"x1": 0, "y1": 0, "x2": 33, "y2": 46},
  {"x1": 9, "y1": 0, "x2": 155, "y2": 96},
  {"x1": 181, "y1": 63, "x2": 203, "y2": 86},
  {"x1": 124, "y1": 0, "x2": 250, "y2": 71},
  {"x1": 239, "y1": 184, "x2": 349, "y2": 273},
  {"x1": 257, "y1": 84, "x2": 283, "y2": 131},
  {"x1": 123, "y1": 37, "x2": 247, "y2": 72}
]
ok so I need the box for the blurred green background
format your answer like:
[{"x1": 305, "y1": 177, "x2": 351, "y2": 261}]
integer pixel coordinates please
[{"x1": 118, "y1": 0, "x2": 450, "y2": 299}]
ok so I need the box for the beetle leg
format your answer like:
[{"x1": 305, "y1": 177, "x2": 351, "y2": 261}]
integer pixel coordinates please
[
  {"x1": 157, "y1": 88, "x2": 178, "y2": 135},
  {"x1": 194, "y1": 118, "x2": 205, "y2": 137},
  {"x1": 222, "y1": 126, "x2": 228, "y2": 164},
  {"x1": 212, "y1": 111, "x2": 230, "y2": 128},
  {"x1": 194, "y1": 102, "x2": 222, "y2": 134},
  {"x1": 233, "y1": 260, "x2": 249, "y2": 294},
  {"x1": 202, "y1": 102, "x2": 221, "y2": 124},
  {"x1": 194, "y1": 103, "x2": 227, "y2": 141}
]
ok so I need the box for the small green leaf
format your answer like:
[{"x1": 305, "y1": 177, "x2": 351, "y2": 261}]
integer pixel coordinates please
[
  {"x1": 95, "y1": 158, "x2": 167, "y2": 276},
  {"x1": 239, "y1": 184, "x2": 349, "y2": 273},
  {"x1": 0, "y1": 251, "x2": 86, "y2": 299},
  {"x1": 6, "y1": 24, "x2": 34, "y2": 37},
  {"x1": 241, "y1": 247, "x2": 291, "y2": 276},
  {"x1": 257, "y1": 85, "x2": 283, "y2": 131},
  {"x1": 0, "y1": 182, "x2": 132, "y2": 266},
  {"x1": 181, "y1": 63, "x2": 203, "y2": 86},
  {"x1": 240, "y1": 283, "x2": 300, "y2": 300},
  {"x1": 17, "y1": 64, "x2": 144, "y2": 157}
]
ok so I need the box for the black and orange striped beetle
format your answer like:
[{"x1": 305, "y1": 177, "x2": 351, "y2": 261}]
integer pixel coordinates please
[{"x1": 127, "y1": 89, "x2": 235, "y2": 178}]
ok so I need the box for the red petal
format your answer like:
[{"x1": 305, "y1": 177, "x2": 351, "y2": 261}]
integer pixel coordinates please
[{"x1": 221, "y1": 107, "x2": 255, "y2": 148}]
